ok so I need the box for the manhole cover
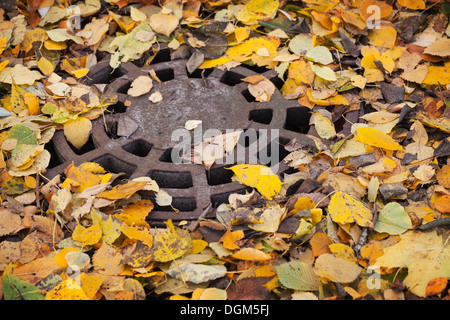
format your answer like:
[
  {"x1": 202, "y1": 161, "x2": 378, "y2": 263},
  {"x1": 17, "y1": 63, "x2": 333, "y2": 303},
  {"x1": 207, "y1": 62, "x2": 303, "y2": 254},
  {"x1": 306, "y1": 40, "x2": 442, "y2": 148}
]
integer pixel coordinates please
[{"x1": 45, "y1": 47, "x2": 356, "y2": 224}]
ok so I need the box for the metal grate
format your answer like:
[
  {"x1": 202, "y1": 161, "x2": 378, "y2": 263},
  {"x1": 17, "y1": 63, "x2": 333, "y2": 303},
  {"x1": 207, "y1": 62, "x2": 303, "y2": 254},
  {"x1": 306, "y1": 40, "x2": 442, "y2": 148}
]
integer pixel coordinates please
[{"x1": 44, "y1": 47, "x2": 359, "y2": 224}]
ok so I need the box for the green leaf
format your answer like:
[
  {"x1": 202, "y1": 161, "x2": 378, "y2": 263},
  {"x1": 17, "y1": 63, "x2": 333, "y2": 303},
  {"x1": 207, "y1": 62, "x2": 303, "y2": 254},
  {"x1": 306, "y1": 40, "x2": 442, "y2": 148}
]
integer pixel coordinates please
[
  {"x1": 374, "y1": 202, "x2": 412, "y2": 235},
  {"x1": 276, "y1": 261, "x2": 320, "y2": 291},
  {"x1": 305, "y1": 46, "x2": 333, "y2": 65},
  {"x1": 6, "y1": 124, "x2": 37, "y2": 146},
  {"x1": 2, "y1": 274, "x2": 45, "y2": 300}
]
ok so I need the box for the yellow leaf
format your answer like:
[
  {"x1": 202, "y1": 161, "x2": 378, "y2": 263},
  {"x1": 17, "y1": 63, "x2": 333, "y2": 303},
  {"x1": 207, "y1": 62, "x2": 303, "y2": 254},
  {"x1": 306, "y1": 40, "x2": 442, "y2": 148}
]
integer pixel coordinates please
[
  {"x1": 368, "y1": 24, "x2": 397, "y2": 49},
  {"x1": 354, "y1": 127, "x2": 402, "y2": 151},
  {"x1": 72, "y1": 223, "x2": 103, "y2": 246},
  {"x1": 44, "y1": 39, "x2": 67, "y2": 51},
  {"x1": 234, "y1": 27, "x2": 250, "y2": 43},
  {"x1": 237, "y1": 0, "x2": 279, "y2": 24},
  {"x1": 220, "y1": 228, "x2": 244, "y2": 250},
  {"x1": 10, "y1": 79, "x2": 26, "y2": 115},
  {"x1": 199, "y1": 56, "x2": 232, "y2": 69},
  {"x1": 190, "y1": 239, "x2": 208, "y2": 254},
  {"x1": 375, "y1": 230, "x2": 450, "y2": 297},
  {"x1": 148, "y1": 219, "x2": 191, "y2": 262},
  {"x1": 121, "y1": 223, "x2": 153, "y2": 247},
  {"x1": 329, "y1": 243, "x2": 358, "y2": 263},
  {"x1": 37, "y1": 57, "x2": 55, "y2": 76},
  {"x1": 114, "y1": 199, "x2": 153, "y2": 229},
  {"x1": 46, "y1": 279, "x2": 89, "y2": 300},
  {"x1": 149, "y1": 13, "x2": 179, "y2": 37},
  {"x1": 307, "y1": 90, "x2": 348, "y2": 106},
  {"x1": 226, "y1": 37, "x2": 278, "y2": 67},
  {"x1": 288, "y1": 59, "x2": 315, "y2": 86},
  {"x1": 54, "y1": 247, "x2": 81, "y2": 268},
  {"x1": 97, "y1": 181, "x2": 147, "y2": 200},
  {"x1": 397, "y1": 0, "x2": 426, "y2": 9},
  {"x1": 91, "y1": 208, "x2": 122, "y2": 245},
  {"x1": 80, "y1": 273, "x2": 104, "y2": 300},
  {"x1": 23, "y1": 92, "x2": 40, "y2": 115},
  {"x1": 71, "y1": 68, "x2": 89, "y2": 79},
  {"x1": 231, "y1": 247, "x2": 271, "y2": 261},
  {"x1": 422, "y1": 64, "x2": 450, "y2": 86},
  {"x1": 0, "y1": 37, "x2": 7, "y2": 55},
  {"x1": 328, "y1": 191, "x2": 373, "y2": 227},
  {"x1": 311, "y1": 111, "x2": 336, "y2": 139},
  {"x1": 63, "y1": 117, "x2": 92, "y2": 150},
  {"x1": 230, "y1": 164, "x2": 282, "y2": 200}
]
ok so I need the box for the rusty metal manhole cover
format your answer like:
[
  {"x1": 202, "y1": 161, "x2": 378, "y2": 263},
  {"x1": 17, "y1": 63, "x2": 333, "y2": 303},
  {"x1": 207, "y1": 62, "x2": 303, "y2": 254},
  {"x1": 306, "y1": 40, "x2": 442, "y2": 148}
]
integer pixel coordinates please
[{"x1": 44, "y1": 48, "x2": 355, "y2": 224}]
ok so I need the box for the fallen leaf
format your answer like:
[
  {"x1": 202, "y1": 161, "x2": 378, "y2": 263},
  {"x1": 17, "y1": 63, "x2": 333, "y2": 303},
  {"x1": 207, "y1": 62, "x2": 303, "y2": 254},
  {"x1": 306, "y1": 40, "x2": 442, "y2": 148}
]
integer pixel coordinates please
[
  {"x1": 375, "y1": 230, "x2": 450, "y2": 297},
  {"x1": 230, "y1": 164, "x2": 282, "y2": 200},
  {"x1": 149, "y1": 13, "x2": 179, "y2": 37},
  {"x1": 167, "y1": 263, "x2": 227, "y2": 284},
  {"x1": 374, "y1": 202, "x2": 413, "y2": 235},
  {"x1": 63, "y1": 117, "x2": 92, "y2": 150},
  {"x1": 148, "y1": 220, "x2": 191, "y2": 262},
  {"x1": 231, "y1": 248, "x2": 271, "y2": 261},
  {"x1": 276, "y1": 261, "x2": 320, "y2": 291},
  {"x1": 314, "y1": 253, "x2": 362, "y2": 283},
  {"x1": 354, "y1": 127, "x2": 402, "y2": 151},
  {"x1": 127, "y1": 76, "x2": 153, "y2": 97},
  {"x1": 328, "y1": 191, "x2": 373, "y2": 227}
]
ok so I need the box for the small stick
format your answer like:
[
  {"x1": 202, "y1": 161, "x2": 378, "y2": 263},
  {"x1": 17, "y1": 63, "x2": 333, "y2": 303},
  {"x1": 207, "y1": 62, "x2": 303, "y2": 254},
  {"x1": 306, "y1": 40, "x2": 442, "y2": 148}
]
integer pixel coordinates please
[
  {"x1": 35, "y1": 173, "x2": 40, "y2": 210},
  {"x1": 354, "y1": 204, "x2": 378, "y2": 256},
  {"x1": 188, "y1": 203, "x2": 213, "y2": 232}
]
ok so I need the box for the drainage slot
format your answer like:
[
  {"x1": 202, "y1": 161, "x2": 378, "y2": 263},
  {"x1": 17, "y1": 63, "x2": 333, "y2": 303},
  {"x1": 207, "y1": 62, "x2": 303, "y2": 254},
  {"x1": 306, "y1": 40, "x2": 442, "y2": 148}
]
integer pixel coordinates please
[
  {"x1": 45, "y1": 140, "x2": 65, "y2": 169},
  {"x1": 187, "y1": 68, "x2": 214, "y2": 79},
  {"x1": 242, "y1": 64, "x2": 269, "y2": 74},
  {"x1": 270, "y1": 76, "x2": 284, "y2": 90},
  {"x1": 159, "y1": 148, "x2": 175, "y2": 163},
  {"x1": 68, "y1": 135, "x2": 97, "y2": 155},
  {"x1": 206, "y1": 165, "x2": 234, "y2": 186},
  {"x1": 144, "y1": 196, "x2": 197, "y2": 212},
  {"x1": 241, "y1": 89, "x2": 256, "y2": 102},
  {"x1": 210, "y1": 187, "x2": 252, "y2": 207},
  {"x1": 220, "y1": 71, "x2": 244, "y2": 86},
  {"x1": 148, "y1": 170, "x2": 193, "y2": 189},
  {"x1": 153, "y1": 68, "x2": 175, "y2": 82},
  {"x1": 109, "y1": 68, "x2": 126, "y2": 83},
  {"x1": 91, "y1": 154, "x2": 136, "y2": 179},
  {"x1": 150, "y1": 48, "x2": 172, "y2": 65},
  {"x1": 122, "y1": 140, "x2": 152, "y2": 157},
  {"x1": 283, "y1": 107, "x2": 311, "y2": 133},
  {"x1": 257, "y1": 136, "x2": 290, "y2": 168},
  {"x1": 107, "y1": 100, "x2": 127, "y2": 114},
  {"x1": 249, "y1": 109, "x2": 273, "y2": 124}
]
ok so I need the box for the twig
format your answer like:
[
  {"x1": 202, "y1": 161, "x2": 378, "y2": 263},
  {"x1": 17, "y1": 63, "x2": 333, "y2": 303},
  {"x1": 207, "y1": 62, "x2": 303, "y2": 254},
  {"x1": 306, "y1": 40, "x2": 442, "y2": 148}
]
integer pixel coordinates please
[
  {"x1": 417, "y1": 218, "x2": 450, "y2": 231},
  {"x1": 35, "y1": 173, "x2": 40, "y2": 210},
  {"x1": 188, "y1": 203, "x2": 213, "y2": 232},
  {"x1": 354, "y1": 203, "x2": 378, "y2": 256}
]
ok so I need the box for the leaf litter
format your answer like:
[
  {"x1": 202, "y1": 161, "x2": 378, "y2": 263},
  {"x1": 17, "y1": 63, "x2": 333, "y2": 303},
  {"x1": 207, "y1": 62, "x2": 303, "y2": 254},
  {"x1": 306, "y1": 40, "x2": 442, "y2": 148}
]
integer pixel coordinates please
[{"x1": 0, "y1": 0, "x2": 449, "y2": 301}]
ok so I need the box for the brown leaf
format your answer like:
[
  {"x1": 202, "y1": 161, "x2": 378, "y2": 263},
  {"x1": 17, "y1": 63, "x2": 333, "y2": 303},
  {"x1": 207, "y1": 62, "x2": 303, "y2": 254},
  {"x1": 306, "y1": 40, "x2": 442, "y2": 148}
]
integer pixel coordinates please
[
  {"x1": 0, "y1": 209, "x2": 22, "y2": 237},
  {"x1": 226, "y1": 277, "x2": 272, "y2": 300}
]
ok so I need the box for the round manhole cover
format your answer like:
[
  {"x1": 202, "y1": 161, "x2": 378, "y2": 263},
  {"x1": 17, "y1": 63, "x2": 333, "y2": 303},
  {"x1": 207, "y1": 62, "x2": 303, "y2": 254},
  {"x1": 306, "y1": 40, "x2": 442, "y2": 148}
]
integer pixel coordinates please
[{"x1": 45, "y1": 47, "x2": 353, "y2": 224}]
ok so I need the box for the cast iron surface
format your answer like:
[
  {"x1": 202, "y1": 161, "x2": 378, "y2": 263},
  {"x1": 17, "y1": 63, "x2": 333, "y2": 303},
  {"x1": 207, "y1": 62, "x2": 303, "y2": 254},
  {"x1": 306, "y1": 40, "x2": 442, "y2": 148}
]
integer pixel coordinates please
[{"x1": 45, "y1": 49, "x2": 359, "y2": 223}]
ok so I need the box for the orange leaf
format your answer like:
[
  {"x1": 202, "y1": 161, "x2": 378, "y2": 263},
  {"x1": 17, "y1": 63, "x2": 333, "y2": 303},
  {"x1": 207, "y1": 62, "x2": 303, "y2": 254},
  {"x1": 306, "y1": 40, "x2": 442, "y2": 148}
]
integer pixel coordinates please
[
  {"x1": 434, "y1": 195, "x2": 450, "y2": 214},
  {"x1": 97, "y1": 181, "x2": 147, "y2": 200},
  {"x1": 426, "y1": 277, "x2": 448, "y2": 296},
  {"x1": 231, "y1": 248, "x2": 271, "y2": 261},
  {"x1": 310, "y1": 232, "x2": 332, "y2": 257},
  {"x1": 219, "y1": 229, "x2": 244, "y2": 250}
]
